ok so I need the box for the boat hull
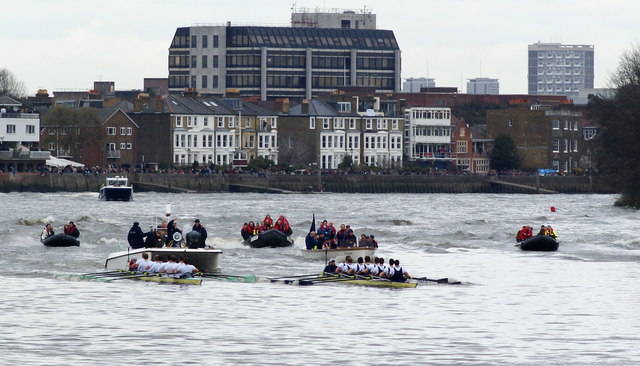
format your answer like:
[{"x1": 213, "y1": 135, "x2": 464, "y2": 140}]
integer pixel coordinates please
[
  {"x1": 99, "y1": 187, "x2": 133, "y2": 201},
  {"x1": 104, "y1": 247, "x2": 222, "y2": 273},
  {"x1": 342, "y1": 279, "x2": 417, "y2": 288},
  {"x1": 300, "y1": 247, "x2": 376, "y2": 262},
  {"x1": 244, "y1": 228, "x2": 293, "y2": 248},
  {"x1": 42, "y1": 234, "x2": 80, "y2": 247},
  {"x1": 519, "y1": 235, "x2": 559, "y2": 251}
]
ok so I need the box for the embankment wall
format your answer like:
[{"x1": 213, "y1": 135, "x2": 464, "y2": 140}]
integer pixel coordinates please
[{"x1": 0, "y1": 172, "x2": 614, "y2": 194}]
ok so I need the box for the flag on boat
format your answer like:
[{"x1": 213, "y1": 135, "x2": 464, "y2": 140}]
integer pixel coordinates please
[{"x1": 310, "y1": 213, "x2": 315, "y2": 233}]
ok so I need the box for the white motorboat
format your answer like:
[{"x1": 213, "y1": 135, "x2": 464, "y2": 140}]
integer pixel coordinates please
[
  {"x1": 300, "y1": 247, "x2": 376, "y2": 263},
  {"x1": 104, "y1": 247, "x2": 222, "y2": 273},
  {"x1": 99, "y1": 176, "x2": 133, "y2": 201}
]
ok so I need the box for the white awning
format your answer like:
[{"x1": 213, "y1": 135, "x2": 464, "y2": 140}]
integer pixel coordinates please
[{"x1": 46, "y1": 156, "x2": 85, "y2": 168}]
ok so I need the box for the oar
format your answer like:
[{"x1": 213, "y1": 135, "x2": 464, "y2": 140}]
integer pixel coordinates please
[
  {"x1": 106, "y1": 273, "x2": 159, "y2": 281},
  {"x1": 297, "y1": 273, "x2": 366, "y2": 285},
  {"x1": 415, "y1": 277, "x2": 461, "y2": 285},
  {"x1": 267, "y1": 273, "x2": 321, "y2": 280},
  {"x1": 82, "y1": 270, "x2": 127, "y2": 276}
]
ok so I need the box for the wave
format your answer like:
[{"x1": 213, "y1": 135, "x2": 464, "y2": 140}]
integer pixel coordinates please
[
  {"x1": 391, "y1": 219, "x2": 413, "y2": 226},
  {"x1": 16, "y1": 216, "x2": 56, "y2": 226}
]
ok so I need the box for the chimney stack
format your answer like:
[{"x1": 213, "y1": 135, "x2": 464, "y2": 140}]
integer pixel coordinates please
[
  {"x1": 155, "y1": 96, "x2": 164, "y2": 113},
  {"x1": 301, "y1": 99, "x2": 309, "y2": 115},
  {"x1": 282, "y1": 98, "x2": 290, "y2": 114}
]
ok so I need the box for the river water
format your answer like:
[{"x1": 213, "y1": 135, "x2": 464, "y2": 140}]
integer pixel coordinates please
[{"x1": 0, "y1": 192, "x2": 638, "y2": 365}]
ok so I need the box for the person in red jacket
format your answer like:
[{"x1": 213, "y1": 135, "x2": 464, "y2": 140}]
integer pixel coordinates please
[
  {"x1": 274, "y1": 215, "x2": 292, "y2": 236},
  {"x1": 263, "y1": 214, "x2": 273, "y2": 229},
  {"x1": 516, "y1": 225, "x2": 533, "y2": 242}
]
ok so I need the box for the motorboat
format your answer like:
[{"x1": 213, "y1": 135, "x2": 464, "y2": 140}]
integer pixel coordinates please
[
  {"x1": 518, "y1": 235, "x2": 559, "y2": 251},
  {"x1": 99, "y1": 176, "x2": 133, "y2": 201},
  {"x1": 243, "y1": 228, "x2": 294, "y2": 248},
  {"x1": 41, "y1": 233, "x2": 80, "y2": 247}
]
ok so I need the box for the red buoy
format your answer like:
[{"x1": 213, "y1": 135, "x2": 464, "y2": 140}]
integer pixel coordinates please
[{"x1": 550, "y1": 206, "x2": 556, "y2": 212}]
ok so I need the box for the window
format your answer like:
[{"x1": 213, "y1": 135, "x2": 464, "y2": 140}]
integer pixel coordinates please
[
  {"x1": 217, "y1": 117, "x2": 224, "y2": 128},
  {"x1": 120, "y1": 127, "x2": 126, "y2": 135},
  {"x1": 107, "y1": 127, "x2": 116, "y2": 135},
  {"x1": 229, "y1": 117, "x2": 235, "y2": 128},
  {"x1": 202, "y1": 75, "x2": 208, "y2": 88},
  {"x1": 552, "y1": 138, "x2": 560, "y2": 152},
  {"x1": 563, "y1": 138, "x2": 569, "y2": 152},
  {"x1": 349, "y1": 119, "x2": 356, "y2": 130},
  {"x1": 204, "y1": 117, "x2": 209, "y2": 127},
  {"x1": 202, "y1": 35, "x2": 208, "y2": 48},
  {"x1": 271, "y1": 118, "x2": 277, "y2": 129},
  {"x1": 126, "y1": 143, "x2": 132, "y2": 149},
  {"x1": 563, "y1": 120, "x2": 569, "y2": 130},
  {"x1": 108, "y1": 143, "x2": 116, "y2": 150},
  {"x1": 322, "y1": 118, "x2": 330, "y2": 130},
  {"x1": 127, "y1": 127, "x2": 132, "y2": 135},
  {"x1": 120, "y1": 143, "x2": 126, "y2": 149},
  {"x1": 191, "y1": 35, "x2": 197, "y2": 48},
  {"x1": 213, "y1": 75, "x2": 219, "y2": 88},
  {"x1": 176, "y1": 116, "x2": 182, "y2": 127},
  {"x1": 202, "y1": 55, "x2": 208, "y2": 68},
  {"x1": 337, "y1": 102, "x2": 351, "y2": 112},
  {"x1": 49, "y1": 142, "x2": 55, "y2": 150},
  {"x1": 26, "y1": 125, "x2": 35, "y2": 134},
  {"x1": 187, "y1": 116, "x2": 192, "y2": 127},
  {"x1": 457, "y1": 141, "x2": 468, "y2": 153},
  {"x1": 572, "y1": 121, "x2": 578, "y2": 130},
  {"x1": 366, "y1": 119, "x2": 373, "y2": 129},
  {"x1": 213, "y1": 35, "x2": 219, "y2": 48},
  {"x1": 552, "y1": 119, "x2": 559, "y2": 129},
  {"x1": 572, "y1": 139, "x2": 578, "y2": 152},
  {"x1": 213, "y1": 55, "x2": 219, "y2": 68},
  {"x1": 392, "y1": 120, "x2": 398, "y2": 130},
  {"x1": 309, "y1": 117, "x2": 315, "y2": 129},
  {"x1": 508, "y1": 119, "x2": 513, "y2": 127}
]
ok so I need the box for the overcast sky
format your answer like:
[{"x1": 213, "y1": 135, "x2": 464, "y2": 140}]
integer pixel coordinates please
[{"x1": 2, "y1": 0, "x2": 638, "y2": 95}]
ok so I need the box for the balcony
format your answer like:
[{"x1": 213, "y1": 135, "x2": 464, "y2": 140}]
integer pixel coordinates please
[{"x1": 106, "y1": 150, "x2": 121, "y2": 159}]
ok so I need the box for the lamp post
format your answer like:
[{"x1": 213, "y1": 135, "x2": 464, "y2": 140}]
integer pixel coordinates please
[{"x1": 187, "y1": 148, "x2": 191, "y2": 166}]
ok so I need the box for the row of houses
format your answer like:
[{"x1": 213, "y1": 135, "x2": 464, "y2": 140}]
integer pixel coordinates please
[{"x1": 0, "y1": 88, "x2": 597, "y2": 175}]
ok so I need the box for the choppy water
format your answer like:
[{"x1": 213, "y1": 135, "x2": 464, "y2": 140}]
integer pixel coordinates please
[{"x1": 0, "y1": 192, "x2": 639, "y2": 365}]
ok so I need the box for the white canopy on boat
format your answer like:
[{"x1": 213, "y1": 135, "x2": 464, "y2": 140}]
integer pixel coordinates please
[{"x1": 46, "y1": 156, "x2": 85, "y2": 168}]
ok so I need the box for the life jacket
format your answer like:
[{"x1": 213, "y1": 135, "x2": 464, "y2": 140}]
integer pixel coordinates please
[
  {"x1": 263, "y1": 217, "x2": 273, "y2": 228},
  {"x1": 516, "y1": 228, "x2": 527, "y2": 241},
  {"x1": 390, "y1": 267, "x2": 406, "y2": 282}
]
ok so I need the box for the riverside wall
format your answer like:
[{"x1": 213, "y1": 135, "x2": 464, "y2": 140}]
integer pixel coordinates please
[{"x1": 0, "y1": 172, "x2": 614, "y2": 194}]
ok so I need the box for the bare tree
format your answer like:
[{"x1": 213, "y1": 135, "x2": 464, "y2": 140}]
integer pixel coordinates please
[{"x1": 0, "y1": 69, "x2": 27, "y2": 98}]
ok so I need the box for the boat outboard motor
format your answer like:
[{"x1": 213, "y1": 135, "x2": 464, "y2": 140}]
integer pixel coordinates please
[{"x1": 186, "y1": 231, "x2": 201, "y2": 249}]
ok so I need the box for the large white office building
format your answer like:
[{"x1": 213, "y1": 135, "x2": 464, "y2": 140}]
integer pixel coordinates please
[
  {"x1": 466, "y1": 78, "x2": 499, "y2": 95},
  {"x1": 528, "y1": 42, "x2": 594, "y2": 96},
  {"x1": 402, "y1": 77, "x2": 436, "y2": 92}
]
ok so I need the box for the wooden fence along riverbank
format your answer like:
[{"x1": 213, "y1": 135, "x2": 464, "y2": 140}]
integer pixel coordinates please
[{"x1": 0, "y1": 172, "x2": 613, "y2": 194}]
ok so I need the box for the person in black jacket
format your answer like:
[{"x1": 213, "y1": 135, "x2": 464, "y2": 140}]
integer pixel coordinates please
[
  {"x1": 191, "y1": 219, "x2": 208, "y2": 248},
  {"x1": 143, "y1": 226, "x2": 159, "y2": 248},
  {"x1": 127, "y1": 222, "x2": 145, "y2": 249}
]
